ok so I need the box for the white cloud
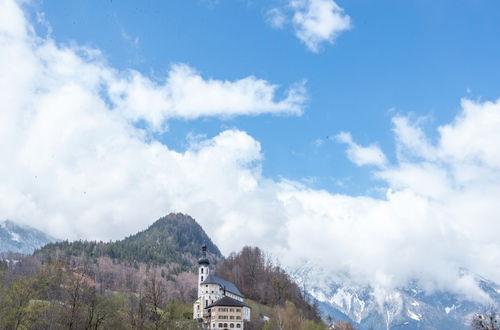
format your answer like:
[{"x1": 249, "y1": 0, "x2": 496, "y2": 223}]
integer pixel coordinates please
[
  {"x1": 336, "y1": 132, "x2": 387, "y2": 167},
  {"x1": 1, "y1": 0, "x2": 500, "y2": 305},
  {"x1": 266, "y1": 8, "x2": 287, "y2": 29},
  {"x1": 107, "y1": 64, "x2": 306, "y2": 128},
  {"x1": 268, "y1": 0, "x2": 351, "y2": 52}
]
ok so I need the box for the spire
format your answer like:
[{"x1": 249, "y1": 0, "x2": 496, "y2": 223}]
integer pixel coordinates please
[{"x1": 198, "y1": 244, "x2": 209, "y2": 266}]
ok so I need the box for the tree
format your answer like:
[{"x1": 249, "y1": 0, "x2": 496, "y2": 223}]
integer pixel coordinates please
[
  {"x1": 0, "y1": 273, "x2": 46, "y2": 330},
  {"x1": 471, "y1": 310, "x2": 499, "y2": 330},
  {"x1": 144, "y1": 273, "x2": 166, "y2": 330}
]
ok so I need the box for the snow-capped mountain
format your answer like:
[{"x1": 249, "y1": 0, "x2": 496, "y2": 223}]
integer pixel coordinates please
[
  {"x1": 309, "y1": 276, "x2": 500, "y2": 330},
  {"x1": 0, "y1": 220, "x2": 58, "y2": 254}
]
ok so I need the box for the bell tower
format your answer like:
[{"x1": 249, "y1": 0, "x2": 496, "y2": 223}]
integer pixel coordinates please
[{"x1": 198, "y1": 244, "x2": 210, "y2": 297}]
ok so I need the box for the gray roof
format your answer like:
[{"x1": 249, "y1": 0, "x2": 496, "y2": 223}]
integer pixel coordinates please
[
  {"x1": 205, "y1": 296, "x2": 249, "y2": 309},
  {"x1": 201, "y1": 274, "x2": 244, "y2": 297}
]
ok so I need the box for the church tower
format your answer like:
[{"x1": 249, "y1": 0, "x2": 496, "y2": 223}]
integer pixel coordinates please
[{"x1": 198, "y1": 244, "x2": 210, "y2": 298}]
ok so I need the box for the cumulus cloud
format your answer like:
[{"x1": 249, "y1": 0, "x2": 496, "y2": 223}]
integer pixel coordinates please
[
  {"x1": 108, "y1": 64, "x2": 307, "y2": 128},
  {"x1": 336, "y1": 132, "x2": 387, "y2": 166},
  {"x1": 1, "y1": 0, "x2": 500, "y2": 305},
  {"x1": 267, "y1": 0, "x2": 351, "y2": 52}
]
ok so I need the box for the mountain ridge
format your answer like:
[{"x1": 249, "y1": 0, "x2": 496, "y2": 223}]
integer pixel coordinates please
[
  {"x1": 309, "y1": 275, "x2": 500, "y2": 330},
  {"x1": 0, "y1": 219, "x2": 58, "y2": 254}
]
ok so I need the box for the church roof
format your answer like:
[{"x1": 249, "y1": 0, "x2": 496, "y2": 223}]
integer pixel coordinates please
[
  {"x1": 205, "y1": 296, "x2": 249, "y2": 309},
  {"x1": 201, "y1": 274, "x2": 244, "y2": 297}
]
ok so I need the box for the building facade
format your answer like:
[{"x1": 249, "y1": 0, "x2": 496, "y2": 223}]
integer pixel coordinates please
[{"x1": 193, "y1": 245, "x2": 251, "y2": 330}]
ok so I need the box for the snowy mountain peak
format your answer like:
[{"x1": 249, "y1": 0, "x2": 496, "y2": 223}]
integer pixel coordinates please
[
  {"x1": 310, "y1": 278, "x2": 500, "y2": 330},
  {"x1": 0, "y1": 220, "x2": 58, "y2": 254}
]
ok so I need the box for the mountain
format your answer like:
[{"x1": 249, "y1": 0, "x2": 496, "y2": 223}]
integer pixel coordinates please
[
  {"x1": 309, "y1": 275, "x2": 500, "y2": 330},
  {"x1": 0, "y1": 220, "x2": 58, "y2": 254},
  {"x1": 37, "y1": 213, "x2": 222, "y2": 271}
]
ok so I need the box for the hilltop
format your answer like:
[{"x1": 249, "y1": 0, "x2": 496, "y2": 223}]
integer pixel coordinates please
[{"x1": 37, "y1": 213, "x2": 222, "y2": 271}]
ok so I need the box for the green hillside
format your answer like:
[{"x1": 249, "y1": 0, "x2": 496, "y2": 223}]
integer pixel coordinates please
[{"x1": 37, "y1": 213, "x2": 222, "y2": 271}]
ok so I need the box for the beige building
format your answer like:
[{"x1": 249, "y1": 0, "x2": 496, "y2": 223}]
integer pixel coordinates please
[{"x1": 193, "y1": 245, "x2": 251, "y2": 330}]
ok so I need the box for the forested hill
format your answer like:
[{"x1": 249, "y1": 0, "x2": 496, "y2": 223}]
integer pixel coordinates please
[
  {"x1": 37, "y1": 213, "x2": 222, "y2": 270},
  {"x1": 1, "y1": 213, "x2": 333, "y2": 329}
]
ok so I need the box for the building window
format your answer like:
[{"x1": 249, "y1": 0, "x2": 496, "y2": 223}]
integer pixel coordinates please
[
  {"x1": 201, "y1": 276, "x2": 203, "y2": 281},
  {"x1": 219, "y1": 323, "x2": 223, "y2": 327},
  {"x1": 230, "y1": 324, "x2": 235, "y2": 328},
  {"x1": 224, "y1": 324, "x2": 228, "y2": 328},
  {"x1": 236, "y1": 324, "x2": 241, "y2": 328}
]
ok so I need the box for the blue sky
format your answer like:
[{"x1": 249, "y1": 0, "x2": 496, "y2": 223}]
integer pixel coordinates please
[
  {"x1": 2, "y1": 0, "x2": 500, "y2": 297},
  {"x1": 28, "y1": 0, "x2": 500, "y2": 195}
]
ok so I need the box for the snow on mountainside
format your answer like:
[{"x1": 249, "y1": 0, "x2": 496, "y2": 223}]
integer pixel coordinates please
[
  {"x1": 0, "y1": 220, "x2": 58, "y2": 254},
  {"x1": 308, "y1": 276, "x2": 500, "y2": 330}
]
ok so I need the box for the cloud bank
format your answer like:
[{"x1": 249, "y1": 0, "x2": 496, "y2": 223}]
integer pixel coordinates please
[
  {"x1": 1, "y1": 0, "x2": 500, "y2": 303},
  {"x1": 267, "y1": 0, "x2": 351, "y2": 52}
]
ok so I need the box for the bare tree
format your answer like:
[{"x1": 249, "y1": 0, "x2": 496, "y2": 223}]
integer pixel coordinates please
[{"x1": 471, "y1": 310, "x2": 499, "y2": 330}]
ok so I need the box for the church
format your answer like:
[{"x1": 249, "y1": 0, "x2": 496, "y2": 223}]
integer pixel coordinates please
[{"x1": 193, "y1": 245, "x2": 251, "y2": 330}]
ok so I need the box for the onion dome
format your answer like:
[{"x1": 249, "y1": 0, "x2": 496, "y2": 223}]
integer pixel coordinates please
[{"x1": 198, "y1": 244, "x2": 210, "y2": 265}]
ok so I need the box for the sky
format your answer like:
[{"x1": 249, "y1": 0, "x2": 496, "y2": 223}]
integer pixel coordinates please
[{"x1": 1, "y1": 0, "x2": 500, "y2": 303}]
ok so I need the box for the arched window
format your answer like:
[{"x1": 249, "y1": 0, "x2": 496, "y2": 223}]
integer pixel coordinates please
[
  {"x1": 219, "y1": 323, "x2": 223, "y2": 327},
  {"x1": 236, "y1": 324, "x2": 241, "y2": 328},
  {"x1": 201, "y1": 276, "x2": 203, "y2": 281},
  {"x1": 201, "y1": 268, "x2": 204, "y2": 274},
  {"x1": 230, "y1": 323, "x2": 235, "y2": 328},
  {"x1": 224, "y1": 323, "x2": 228, "y2": 328}
]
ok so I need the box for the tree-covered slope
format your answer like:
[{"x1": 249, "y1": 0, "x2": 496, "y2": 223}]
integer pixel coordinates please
[{"x1": 37, "y1": 213, "x2": 221, "y2": 270}]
